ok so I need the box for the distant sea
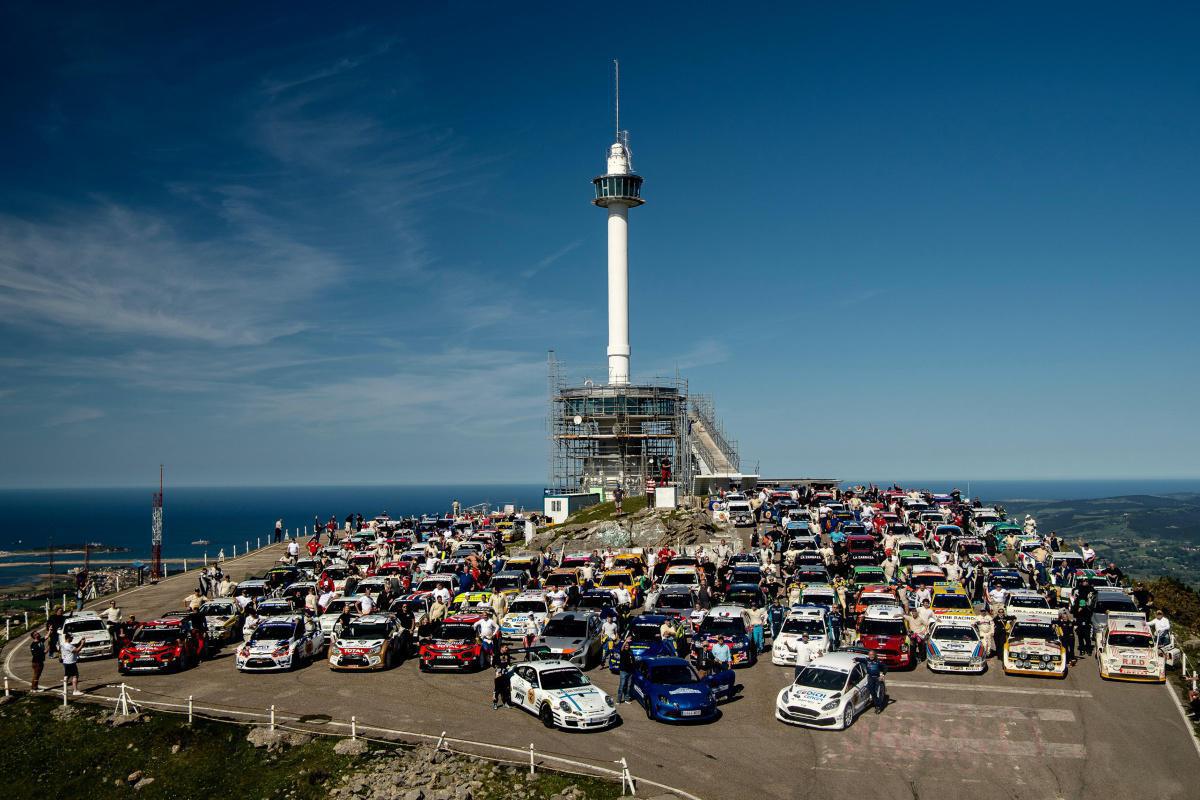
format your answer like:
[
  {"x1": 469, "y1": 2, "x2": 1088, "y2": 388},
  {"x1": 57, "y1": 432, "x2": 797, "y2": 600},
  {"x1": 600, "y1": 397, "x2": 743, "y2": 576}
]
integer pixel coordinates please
[
  {"x1": 0, "y1": 484, "x2": 544, "y2": 588},
  {"x1": 1, "y1": 479, "x2": 1197, "y2": 588}
]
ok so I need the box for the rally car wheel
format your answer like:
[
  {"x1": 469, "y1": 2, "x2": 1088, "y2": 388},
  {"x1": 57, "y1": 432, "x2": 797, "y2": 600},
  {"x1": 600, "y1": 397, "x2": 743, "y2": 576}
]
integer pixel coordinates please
[
  {"x1": 842, "y1": 704, "x2": 855, "y2": 730},
  {"x1": 645, "y1": 700, "x2": 655, "y2": 720},
  {"x1": 539, "y1": 704, "x2": 555, "y2": 728}
]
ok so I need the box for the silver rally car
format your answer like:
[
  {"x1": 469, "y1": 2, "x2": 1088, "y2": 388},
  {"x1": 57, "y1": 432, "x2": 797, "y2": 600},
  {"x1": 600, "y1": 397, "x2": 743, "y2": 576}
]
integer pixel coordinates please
[{"x1": 531, "y1": 611, "x2": 603, "y2": 669}]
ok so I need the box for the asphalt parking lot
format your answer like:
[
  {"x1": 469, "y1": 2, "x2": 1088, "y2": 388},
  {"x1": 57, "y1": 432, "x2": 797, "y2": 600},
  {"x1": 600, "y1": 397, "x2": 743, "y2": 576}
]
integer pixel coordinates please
[{"x1": 6, "y1": 543, "x2": 1198, "y2": 800}]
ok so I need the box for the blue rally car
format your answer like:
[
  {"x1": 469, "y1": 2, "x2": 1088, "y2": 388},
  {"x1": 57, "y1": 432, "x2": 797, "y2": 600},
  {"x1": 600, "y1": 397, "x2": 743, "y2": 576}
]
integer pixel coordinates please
[{"x1": 630, "y1": 656, "x2": 736, "y2": 723}]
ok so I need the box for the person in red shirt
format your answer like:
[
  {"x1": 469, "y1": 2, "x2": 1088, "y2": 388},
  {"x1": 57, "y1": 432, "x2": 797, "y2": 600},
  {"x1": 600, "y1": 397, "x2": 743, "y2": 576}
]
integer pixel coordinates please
[{"x1": 307, "y1": 538, "x2": 320, "y2": 557}]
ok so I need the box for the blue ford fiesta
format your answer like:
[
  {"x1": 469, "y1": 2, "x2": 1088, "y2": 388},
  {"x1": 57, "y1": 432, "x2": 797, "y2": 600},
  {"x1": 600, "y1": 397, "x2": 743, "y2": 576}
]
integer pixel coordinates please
[{"x1": 629, "y1": 656, "x2": 737, "y2": 723}]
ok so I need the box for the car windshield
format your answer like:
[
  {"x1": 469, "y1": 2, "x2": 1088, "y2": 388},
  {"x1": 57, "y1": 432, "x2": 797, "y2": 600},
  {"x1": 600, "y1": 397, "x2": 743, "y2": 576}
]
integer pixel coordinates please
[
  {"x1": 200, "y1": 604, "x2": 234, "y2": 616},
  {"x1": 509, "y1": 600, "x2": 547, "y2": 614},
  {"x1": 252, "y1": 623, "x2": 296, "y2": 641},
  {"x1": 933, "y1": 595, "x2": 972, "y2": 610},
  {"x1": 933, "y1": 626, "x2": 978, "y2": 642},
  {"x1": 1009, "y1": 596, "x2": 1048, "y2": 609},
  {"x1": 959, "y1": 542, "x2": 985, "y2": 554},
  {"x1": 323, "y1": 568, "x2": 348, "y2": 580},
  {"x1": 599, "y1": 574, "x2": 627, "y2": 587},
  {"x1": 324, "y1": 601, "x2": 357, "y2": 615},
  {"x1": 578, "y1": 596, "x2": 612, "y2": 609},
  {"x1": 796, "y1": 572, "x2": 827, "y2": 583},
  {"x1": 863, "y1": 595, "x2": 898, "y2": 606},
  {"x1": 1010, "y1": 623, "x2": 1056, "y2": 642},
  {"x1": 858, "y1": 618, "x2": 905, "y2": 636},
  {"x1": 539, "y1": 669, "x2": 589, "y2": 691},
  {"x1": 650, "y1": 663, "x2": 700, "y2": 684},
  {"x1": 911, "y1": 574, "x2": 943, "y2": 587},
  {"x1": 726, "y1": 591, "x2": 762, "y2": 607},
  {"x1": 655, "y1": 593, "x2": 693, "y2": 610},
  {"x1": 134, "y1": 628, "x2": 182, "y2": 643},
  {"x1": 544, "y1": 574, "x2": 576, "y2": 587},
  {"x1": 343, "y1": 622, "x2": 391, "y2": 639},
  {"x1": 993, "y1": 576, "x2": 1024, "y2": 589},
  {"x1": 663, "y1": 572, "x2": 697, "y2": 585},
  {"x1": 436, "y1": 624, "x2": 477, "y2": 641},
  {"x1": 793, "y1": 667, "x2": 848, "y2": 691},
  {"x1": 542, "y1": 619, "x2": 588, "y2": 638},
  {"x1": 1108, "y1": 633, "x2": 1153, "y2": 648},
  {"x1": 490, "y1": 576, "x2": 523, "y2": 589},
  {"x1": 1095, "y1": 597, "x2": 1139, "y2": 614},
  {"x1": 699, "y1": 616, "x2": 745, "y2": 636},
  {"x1": 629, "y1": 623, "x2": 662, "y2": 641},
  {"x1": 65, "y1": 619, "x2": 106, "y2": 633},
  {"x1": 781, "y1": 618, "x2": 825, "y2": 635}
]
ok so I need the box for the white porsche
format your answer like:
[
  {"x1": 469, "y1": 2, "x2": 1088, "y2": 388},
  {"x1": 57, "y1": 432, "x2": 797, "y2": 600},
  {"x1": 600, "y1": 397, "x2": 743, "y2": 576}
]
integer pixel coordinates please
[{"x1": 506, "y1": 660, "x2": 617, "y2": 731}]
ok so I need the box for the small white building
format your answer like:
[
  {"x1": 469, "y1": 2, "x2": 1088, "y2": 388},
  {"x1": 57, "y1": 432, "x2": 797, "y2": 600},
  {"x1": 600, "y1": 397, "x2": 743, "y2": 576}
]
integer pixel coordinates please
[{"x1": 543, "y1": 492, "x2": 600, "y2": 525}]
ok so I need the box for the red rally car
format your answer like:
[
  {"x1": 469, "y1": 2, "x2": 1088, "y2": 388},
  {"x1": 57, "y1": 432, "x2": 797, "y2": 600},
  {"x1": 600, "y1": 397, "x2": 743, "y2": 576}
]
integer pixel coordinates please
[
  {"x1": 418, "y1": 613, "x2": 486, "y2": 672},
  {"x1": 117, "y1": 615, "x2": 209, "y2": 675},
  {"x1": 855, "y1": 605, "x2": 914, "y2": 669}
]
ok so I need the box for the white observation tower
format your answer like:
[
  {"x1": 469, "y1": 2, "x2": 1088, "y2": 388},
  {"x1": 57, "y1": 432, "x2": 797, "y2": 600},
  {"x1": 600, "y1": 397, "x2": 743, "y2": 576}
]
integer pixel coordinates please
[{"x1": 592, "y1": 60, "x2": 644, "y2": 386}]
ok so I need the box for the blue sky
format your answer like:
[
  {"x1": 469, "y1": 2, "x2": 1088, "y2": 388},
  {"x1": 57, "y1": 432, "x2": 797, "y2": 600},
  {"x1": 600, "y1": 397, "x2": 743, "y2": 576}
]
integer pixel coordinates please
[{"x1": 1, "y1": 3, "x2": 1197, "y2": 488}]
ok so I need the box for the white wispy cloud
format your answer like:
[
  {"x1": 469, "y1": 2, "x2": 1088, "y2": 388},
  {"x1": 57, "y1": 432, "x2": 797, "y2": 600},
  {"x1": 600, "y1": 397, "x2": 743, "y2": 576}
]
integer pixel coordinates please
[
  {"x1": 0, "y1": 203, "x2": 342, "y2": 346},
  {"x1": 45, "y1": 407, "x2": 105, "y2": 427},
  {"x1": 521, "y1": 240, "x2": 583, "y2": 279}
]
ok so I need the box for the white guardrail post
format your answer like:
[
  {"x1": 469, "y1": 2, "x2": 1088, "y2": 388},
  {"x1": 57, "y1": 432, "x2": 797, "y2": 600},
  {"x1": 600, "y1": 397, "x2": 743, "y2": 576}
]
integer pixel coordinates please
[
  {"x1": 351, "y1": 716, "x2": 357, "y2": 739},
  {"x1": 529, "y1": 743, "x2": 536, "y2": 775},
  {"x1": 61, "y1": 677, "x2": 68, "y2": 706},
  {"x1": 188, "y1": 695, "x2": 193, "y2": 724},
  {"x1": 270, "y1": 705, "x2": 276, "y2": 732}
]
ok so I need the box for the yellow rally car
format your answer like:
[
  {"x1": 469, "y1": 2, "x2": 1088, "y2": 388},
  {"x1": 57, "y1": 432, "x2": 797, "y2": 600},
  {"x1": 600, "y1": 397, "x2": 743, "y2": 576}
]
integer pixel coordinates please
[
  {"x1": 597, "y1": 568, "x2": 639, "y2": 605},
  {"x1": 1002, "y1": 616, "x2": 1067, "y2": 678},
  {"x1": 611, "y1": 553, "x2": 647, "y2": 577},
  {"x1": 451, "y1": 591, "x2": 496, "y2": 614},
  {"x1": 930, "y1": 581, "x2": 976, "y2": 619}
]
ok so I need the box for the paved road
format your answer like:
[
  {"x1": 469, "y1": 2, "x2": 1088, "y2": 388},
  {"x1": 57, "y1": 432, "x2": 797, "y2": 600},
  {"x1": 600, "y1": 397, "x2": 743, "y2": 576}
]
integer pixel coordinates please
[{"x1": 6, "y1": 543, "x2": 1198, "y2": 800}]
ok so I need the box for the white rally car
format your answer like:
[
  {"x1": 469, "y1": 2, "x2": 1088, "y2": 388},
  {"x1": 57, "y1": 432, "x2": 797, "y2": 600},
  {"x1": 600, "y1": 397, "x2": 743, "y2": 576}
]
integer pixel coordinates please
[
  {"x1": 1096, "y1": 612, "x2": 1166, "y2": 683},
  {"x1": 60, "y1": 611, "x2": 115, "y2": 660},
  {"x1": 316, "y1": 595, "x2": 365, "y2": 639},
  {"x1": 1002, "y1": 589, "x2": 1058, "y2": 622},
  {"x1": 236, "y1": 615, "x2": 325, "y2": 672},
  {"x1": 926, "y1": 618, "x2": 987, "y2": 673},
  {"x1": 775, "y1": 651, "x2": 882, "y2": 730},
  {"x1": 506, "y1": 659, "x2": 617, "y2": 731},
  {"x1": 499, "y1": 591, "x2": 550, "y2": 644},
  {"x1": 771, "y1": 606, "x2": 831, "y2": 666}
]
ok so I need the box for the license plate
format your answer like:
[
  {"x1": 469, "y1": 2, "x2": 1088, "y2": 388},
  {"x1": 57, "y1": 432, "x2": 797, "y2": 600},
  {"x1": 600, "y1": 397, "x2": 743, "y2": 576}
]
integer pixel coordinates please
[{"x1": 681, "y1": 710, "x2": 702, "y2": 717}]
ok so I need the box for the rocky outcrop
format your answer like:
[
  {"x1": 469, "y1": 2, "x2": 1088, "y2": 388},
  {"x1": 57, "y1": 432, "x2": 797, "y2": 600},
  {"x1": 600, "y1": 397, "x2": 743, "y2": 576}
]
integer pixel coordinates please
[{"x1": 534, "y1": 507, "x2": 732, "y2": 552}]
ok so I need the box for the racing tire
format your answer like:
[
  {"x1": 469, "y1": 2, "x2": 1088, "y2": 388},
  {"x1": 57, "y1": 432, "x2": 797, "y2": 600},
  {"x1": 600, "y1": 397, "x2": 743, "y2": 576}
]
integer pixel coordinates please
[
  {"x1": 419, "y1": 660, "x2": 430, "y2": 673},
  {"x1": 539, "y1": 704, "x2": 555, "y2": 729},
  {"x1": 841, "y1": 704, "x2": 855, "y2": 730},
  {"x1": 645, "y1": 700, "x2": 655, "y2": 720}
]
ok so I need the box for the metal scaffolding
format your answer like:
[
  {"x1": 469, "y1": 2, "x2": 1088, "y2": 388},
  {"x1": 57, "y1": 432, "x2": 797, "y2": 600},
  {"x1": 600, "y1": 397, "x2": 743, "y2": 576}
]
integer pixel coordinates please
[{"x1": 548, "y1": 352, "x2": 694, "y2": 498}]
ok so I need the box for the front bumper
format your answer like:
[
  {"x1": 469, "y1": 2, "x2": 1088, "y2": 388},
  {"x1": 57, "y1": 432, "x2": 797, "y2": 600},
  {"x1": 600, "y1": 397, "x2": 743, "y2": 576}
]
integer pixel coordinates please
[
  {"x1": 1003, "y1": 658, "x2": 1065, "y2": 677},
  {"x1": 1099, "y1": 664, "x2": 1165, "y2": 683},
  {"x1": 237, "y1": 655, "x2": 292, "y2": 671},
  {"x1": 652, "y1": 702, "x2": 718, "y2": 723},
  {"x1": 119, "y1": 655, "x2": 179, "y2": 673},
  {"x1": 421, "y1": 652, "x2": 478, "y2": 670},
  {"x1": 927, "y1": 657, "x2": 986, "y2": 674},
  {"x1": 77, "y1": 641, "x2": 114, "y2": 659},
  {"x1": 329, "y1": 652, "x2": 385, "y2": 670},
  {"x1": 552, "y1": 708, "x2": 617, "y2": 730},
  {"x1": 775, "y1": 704, "x2": 839, "y2": 728}
]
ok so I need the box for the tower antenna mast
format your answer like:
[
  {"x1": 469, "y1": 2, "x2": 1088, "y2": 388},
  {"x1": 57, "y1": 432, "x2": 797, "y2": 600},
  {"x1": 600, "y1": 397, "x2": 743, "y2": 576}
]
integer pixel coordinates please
[{"x1": 614, "y1": 59, "x2": 619, "y2": 140}]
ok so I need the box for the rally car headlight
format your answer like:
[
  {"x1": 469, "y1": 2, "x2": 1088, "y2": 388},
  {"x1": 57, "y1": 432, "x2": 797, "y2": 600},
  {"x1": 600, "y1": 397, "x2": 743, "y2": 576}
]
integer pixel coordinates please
[
  {"x1": 238, "y1": 646, "x2": 250, "y2": 658},
  {"x1": 821, "y1": 699, "x2": 841, "y2": 711},
  {"x1": 369, "y1": 644, "x2": 383, "y2": 654},
  {"x1": 273, "y1": 646, "x2": 290, "y2": 657},
  {"x1": 558, "y1": 700, "x2": 575, "y2": 714},
  {"x1": 605, "y1": 696, "x2": 615, "y2": 708}
]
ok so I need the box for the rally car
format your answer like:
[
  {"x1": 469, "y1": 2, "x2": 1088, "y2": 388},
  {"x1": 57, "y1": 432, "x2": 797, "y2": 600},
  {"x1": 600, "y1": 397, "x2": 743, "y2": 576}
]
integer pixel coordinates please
[
  {"x1": 198, "y1": 598, "x2": 243, "y2": 646},
  {"x1": 117, "y1": 617, "x2": 207, "y2": 674},
  {"x1": 418, "y1": 613, "x2": 486, "y2": 672},
  {"x1": 499, "y1": 591, "x2": 550, "y2": 644},
  {"x1": 257, "y1": 597, "x2": 299, "y2": 618},
  {"x1": 649, "y1": 585, "x2": 699, "y2": 623},
  {"x1": 328, "y1": 613, "x2": 409, "y2": 671},
  {"x1": 317, "y1": 595, "x2": 367, "y2": 638},
  {"x1": 59, "y1": 611, "x2": 115, "y2": 660},
  {"x1": 930, "y1": 582, "x2": 976, "y2": 619},
  {"x1": 236, "y1": 615, "x2": 324, "y2": 671},
  {"x1": 772, "y1": 606, "x2": 833, "y2": 666},
  {"x1": 625, "y1": 615, "x2": 687, "y2": 662},
  {"x1": 775, "y1": 651, "x2": 884, "y2": 730},
  {"x1": 506, "y1": 659, "x2": 617, "y2": 730},
  {"x1": 799, "y1": 583, "x2": 838, "y2": 611},
  {"x1": 451, "y1": 590, "x2": 495, "y2": 614},
  {"x1": 1002, "y1": 616, "x2": 1067, "y2": 678},
  {"x1": 1001, "y1": 589, "x2": 1058, "y2": 622},
  {"x1": 630, "y1": 656, "x2": 736, "y2": 723},
  {"x1": 692, "y1": 606, "x2": 756, "y2": 667},
  {"x1": 598, "y1": 568, "x2": 640, "y2": 605},
  {"x1": 854, "y1": 606, "x2": 913, "y2": 668},
  {"x1": 531, "y1": 611, "x2": 603, "y2": 669},
  {"x1": 926, "y1": 618, "x2": 987, "y2": 673},
  {"x1": 1096, "y1": 613, "x2": 1166, "y2": 683},
  {"x1": 487, "y1": 570, "x2": 530, "y2": 598}
]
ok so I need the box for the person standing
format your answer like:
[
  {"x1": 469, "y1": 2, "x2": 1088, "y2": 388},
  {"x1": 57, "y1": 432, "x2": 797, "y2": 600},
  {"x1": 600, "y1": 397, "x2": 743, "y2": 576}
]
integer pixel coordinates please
[
  {"x1": 492, "y1": 662, "x2": 511, "y2": 710},
  {"x1": 1073, "y1": 595, "x2": 1093, "y2": 657},
  {"x1": 709, "y1": 635, "x2": 732, "y2": 672},
  {"x1": 29, "y1": 631, "x2": 46, "y2": 692},
  {"x1": 1149, "y1": 610, "x2": 1172, "y2": 647},
  {"x1": 613, "y1": 486, "x2": 625, "y2": 515},
  {"x1": 46, "y1": 605, "x2": 65, "y2": 658},
  {"x1": 60, "y1": 632, "x2": 82, "y2": 696},
  {"x1": 1058, "y1": 608, "x2": 1077, "y2": 666},
  {"x1": 792, "y1": 634, "x2": 814, "y2": 680},
  {"x1": 275, "y1": 518, "x2": 284, "y2": 543},
  {"x1": 865, "y1": 650, "x2": 887, "y2": 714},
  {"x1": 616, "y1": 636, "x2": 636, "y2": 703},
  {"x1": 749, "y1": 605, "x2": 765, "y2": 654}
]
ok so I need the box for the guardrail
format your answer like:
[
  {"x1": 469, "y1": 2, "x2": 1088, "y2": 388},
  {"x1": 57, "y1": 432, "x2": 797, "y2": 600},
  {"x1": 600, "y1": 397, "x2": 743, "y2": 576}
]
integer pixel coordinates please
[{"x1": 12, "y1": 680, "x2": 700, "y2": 800}]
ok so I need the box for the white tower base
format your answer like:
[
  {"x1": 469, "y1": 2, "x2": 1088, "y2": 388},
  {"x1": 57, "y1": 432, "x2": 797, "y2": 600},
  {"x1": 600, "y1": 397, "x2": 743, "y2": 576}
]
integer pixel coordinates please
[{"x1": 607, "y1": 204, "x2": 630, "y2": 385}]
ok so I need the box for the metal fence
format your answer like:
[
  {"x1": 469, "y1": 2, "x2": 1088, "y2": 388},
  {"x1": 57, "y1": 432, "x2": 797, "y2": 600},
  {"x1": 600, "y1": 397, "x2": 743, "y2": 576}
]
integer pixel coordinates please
[{"x1": 8, "y1": 680, "x2": 701, "y2": 800}]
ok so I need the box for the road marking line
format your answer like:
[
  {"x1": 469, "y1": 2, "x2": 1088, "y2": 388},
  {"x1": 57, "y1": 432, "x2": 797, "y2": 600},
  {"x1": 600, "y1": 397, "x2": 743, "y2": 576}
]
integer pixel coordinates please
[
  {"x1": 890, "y1": 699, "x2": 1074, "y2": 722},
  {"x1": 1162, "y1": 676, "x2": 1200, "y2": 762},
  {"x1": 887, "y1": 680, "x2": 1091, "y2": 698},
  {"x1": 862, "y1": 731, "x2": 1087, "y2": 760}
]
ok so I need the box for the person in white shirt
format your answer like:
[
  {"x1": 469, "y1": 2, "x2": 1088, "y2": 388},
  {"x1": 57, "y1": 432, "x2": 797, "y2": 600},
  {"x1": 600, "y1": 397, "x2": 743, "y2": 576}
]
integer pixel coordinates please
[
  {"x1": 1149, "y1": 610, "x2": 1172, "y2": 646},
  {"x1": 431, "y1": 586, "x2": 451, "y2": 606},
  {"x1": 357, "y1": 594, "x2": 374, "y2": 615},
  {"x1": 792, "y1": 634, "x2": 814, "y2": 679},
  {"x1": 916, "y1": 601, "x2": 936, "y2": 632},
  {"x1": 235, "y1": 590, "x2": 252, "y2": 611},
  {"x1": 474, "y1": 613, "x2": 499, "y2": 665},
  {"x1": 60, "y1": 633, "x2": 82, "y2": 695},
  {"x1": 915, "y1": 585, "x2": 933, "y2": 608},
  {"x1": 242, "y1": 610, "x2": 260, "y2": 642},
  {"x1": 218, "y1": 576, "x2": 233, "y2": 597},
  {"x1": 1080, "y1": 543, "x2": 1097, "y2": 567},
  {"x1": 304, "y1": 589, "x2": 318, "y2": 615},
  {"x1": 987, "y1": 585, "x2": 1007, "y2": 612},
  {"x1": 102, "y1": 602, "x2": 121, "y2": 625},
  {"x1": 613, "y1": 586, "x2": 632, "y2": 610},
  {"x1": 547, "y1": 587, "x2": 568, "y2": 613},
  {"x1": 317, "y1": 589, "x2": 335, "y2": 613}
]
